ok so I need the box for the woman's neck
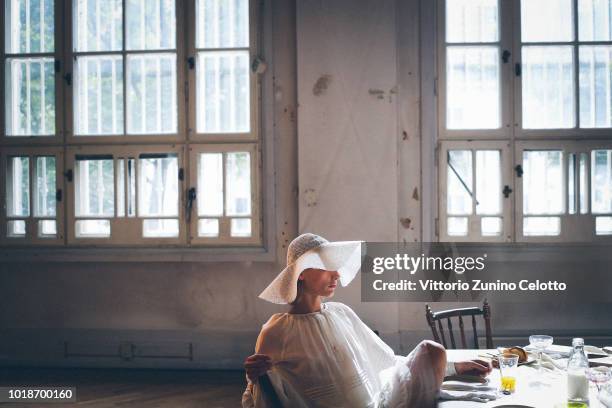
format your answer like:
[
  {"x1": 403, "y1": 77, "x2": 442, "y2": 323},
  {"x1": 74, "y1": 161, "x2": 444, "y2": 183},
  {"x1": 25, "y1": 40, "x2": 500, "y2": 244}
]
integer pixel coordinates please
[{"x1": 289, "y1": 294, "x2": 322, "y2": 314}]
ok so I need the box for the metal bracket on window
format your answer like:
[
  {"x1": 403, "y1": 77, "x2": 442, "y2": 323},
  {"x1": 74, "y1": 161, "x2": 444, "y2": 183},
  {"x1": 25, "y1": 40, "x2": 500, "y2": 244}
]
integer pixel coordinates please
[
  {"x1": 178, "y1": 168, "x2": 184, "y2": 181},
  {"x1": 64, "y1": 73, "x2": 72, "y2": 86},
  {"x1": 514, "y1": 63, "x2": 521, "y2": 77},
  {"x1": 514, "y1": 164, "x2": 523, "y2": 178},
  {"x1": 502, "y1": 185, "x2": 513, "y2": 198},
  {"x1": 64, "y1": 169, "x2": 73, "y2": 182},
  {"x1": 502, "y1": 50, "x2": 511, "y2": 63},
  {"x1": 56, "y1": 189, "x2": 62, "y2": 202},
  {"x1": 187, "y1": 57, "x2": 195, "y2": 70},
  {"x1": 447, "y1": 152, "x2": 479, "y2": 205},
  {"x1": 186, "y1": 187, "x2": 196, "y2": 223}
]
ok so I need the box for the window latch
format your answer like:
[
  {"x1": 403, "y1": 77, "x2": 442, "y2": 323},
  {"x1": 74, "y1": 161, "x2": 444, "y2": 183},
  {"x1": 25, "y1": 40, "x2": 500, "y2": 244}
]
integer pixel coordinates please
[
  {"x1": 55, "y1": 60, "x2": 61, "y2": 73},
  {"x1": 64, "y1": 169, "x2": 73, "y2": 182},
  {"x1": 502, "y1": 50, "x2": 511, "y2": 63},
  {"x1": 64, "y1": 73, "x2": 72, "y2": 86},
  {"x1": 178, "y1": 168, "x2": 185, "y2": 180},
  {"x1": 187, "y1": 57, "x2": 195, "y2": 70},
  {"x1": 514, "y1": 63, "x2": 521, "y2": 77},
  {"x1": 56, "y1": 189, "x2": 62, "y2": 202},
  {"x1": 186, "y1": 187, "x2": 197, "y2": 222},
  {"x1": 502, "y1": 185, "x2": 513, "y2": 198},
  {"x1": 514, "y1": 164, "x2": 523, "y2": 178}
]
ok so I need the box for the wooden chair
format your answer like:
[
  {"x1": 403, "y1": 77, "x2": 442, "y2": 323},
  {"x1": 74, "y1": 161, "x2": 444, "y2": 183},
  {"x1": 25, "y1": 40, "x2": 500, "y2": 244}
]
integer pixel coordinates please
[
  {"x1": 425, "y1": 299, "x2": 493, "y2": 349},
  {"x1": 258, "y1": 373, "x2": 283, "y2": 408}
]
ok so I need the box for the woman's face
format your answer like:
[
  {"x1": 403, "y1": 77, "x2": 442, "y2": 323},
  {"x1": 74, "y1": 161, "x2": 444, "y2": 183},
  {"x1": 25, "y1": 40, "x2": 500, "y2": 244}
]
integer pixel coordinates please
[{"x1": 299, "y1": 268, "x2": 340, "y2": 298}]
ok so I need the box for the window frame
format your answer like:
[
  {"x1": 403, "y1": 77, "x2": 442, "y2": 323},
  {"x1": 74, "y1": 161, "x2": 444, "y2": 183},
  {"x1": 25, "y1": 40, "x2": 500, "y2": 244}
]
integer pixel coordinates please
[
  {"x1": 436, "y1": 0, "x2": 514, "y2": 140},
  {"x1": 188, "y1": 142, "x2": 261, "y2": 245},
  {"x1": 515, "y1": 139, "x2": 612, "y2": 242},
  {"x1": 65, "y1": 144, "x2": 186, "y2": 246},
  {"x1": 438, "y1": 140, "x2": 513, "y2": 242},
  {"x1": 0, "y1": 0, "x2": 65, "y2": 146},
  {"x1": 0, "y1": 146, "x2": 65, "y2": 245},
  {"x1": 185, "y1": 0, "x2": 260, "y2": 143},
  {"x1": 511, "y1": 0, "x2": 612, "y2": 138},
  {"x1": 63, "y1": 0, "x2": 187, "y2": 144},
  {"x1": 437, "y1": 0, "x2": 612, "y2": 243}
]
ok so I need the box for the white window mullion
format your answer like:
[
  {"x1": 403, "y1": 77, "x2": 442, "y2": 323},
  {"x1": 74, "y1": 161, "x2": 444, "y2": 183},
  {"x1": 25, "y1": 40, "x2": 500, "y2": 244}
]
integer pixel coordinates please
[{"x1": 97, "y1": 59, "x2": 102, "y2": 133}]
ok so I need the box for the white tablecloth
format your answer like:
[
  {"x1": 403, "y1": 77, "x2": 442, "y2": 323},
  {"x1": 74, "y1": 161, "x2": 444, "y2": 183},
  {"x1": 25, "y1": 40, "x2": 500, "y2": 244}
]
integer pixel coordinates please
[{"x1": 439, "y1": 349, "x2": 603, "y2": 408}]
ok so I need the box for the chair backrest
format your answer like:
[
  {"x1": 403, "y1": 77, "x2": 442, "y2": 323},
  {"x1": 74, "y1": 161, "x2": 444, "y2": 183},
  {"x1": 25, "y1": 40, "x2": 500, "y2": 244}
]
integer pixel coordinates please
[
  {"x1": 259, "y1": 373, "x2": 283, "y2": 408},
  {"x1": 425, "y1": 299, "x2": 493, "y2": 349}
]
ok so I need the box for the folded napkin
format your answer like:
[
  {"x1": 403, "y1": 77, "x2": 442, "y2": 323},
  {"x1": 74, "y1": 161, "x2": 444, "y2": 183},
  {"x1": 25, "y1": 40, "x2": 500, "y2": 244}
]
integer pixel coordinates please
[
  {"x1": 439, "y1": 382, "x2": 498, "y2": 403},
  {"x1": 537, "y1": 352, "x2": 566, "y2": 371}
]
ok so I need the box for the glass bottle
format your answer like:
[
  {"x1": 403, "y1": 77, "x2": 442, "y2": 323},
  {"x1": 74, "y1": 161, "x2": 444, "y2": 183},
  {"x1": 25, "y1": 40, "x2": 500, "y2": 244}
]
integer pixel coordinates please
[{"x1": 567, "y1": 337, "x2": 589, "y2": 405}]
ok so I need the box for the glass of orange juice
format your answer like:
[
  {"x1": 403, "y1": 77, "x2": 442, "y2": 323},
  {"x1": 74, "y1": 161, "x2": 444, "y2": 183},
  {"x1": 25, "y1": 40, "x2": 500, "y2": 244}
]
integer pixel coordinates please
[{"x1": 498, "y1": 353, "x2": 519, "y2": 394}]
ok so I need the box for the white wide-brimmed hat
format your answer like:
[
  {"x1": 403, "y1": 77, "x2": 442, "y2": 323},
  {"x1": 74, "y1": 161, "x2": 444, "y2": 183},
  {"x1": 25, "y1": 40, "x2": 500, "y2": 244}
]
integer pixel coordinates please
[{"x1": 259, "y1": 233, "x2": 364, "y2": 304}]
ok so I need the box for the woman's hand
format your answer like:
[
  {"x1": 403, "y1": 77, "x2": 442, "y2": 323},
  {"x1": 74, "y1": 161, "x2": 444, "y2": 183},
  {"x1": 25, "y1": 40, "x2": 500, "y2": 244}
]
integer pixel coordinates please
[
  {"x1": 244, "y1": 354, "x2": 272, "y2": 383},
  {"x1": 454, "y1": 359, "x2": 493, "y2": 377}
]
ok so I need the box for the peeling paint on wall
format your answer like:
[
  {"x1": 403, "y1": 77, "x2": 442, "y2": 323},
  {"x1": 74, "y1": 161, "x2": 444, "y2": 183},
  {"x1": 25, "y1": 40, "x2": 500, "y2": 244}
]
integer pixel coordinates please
[
  {"x1": 312, "y1": 74, "x2": 331, "y2": 96},
  {"x1": 400, "y1": 218, "x2": 411, "y2": 229}
]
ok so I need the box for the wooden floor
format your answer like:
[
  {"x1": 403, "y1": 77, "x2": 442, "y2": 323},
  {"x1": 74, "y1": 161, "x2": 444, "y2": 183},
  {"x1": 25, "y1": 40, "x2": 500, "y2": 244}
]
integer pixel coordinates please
[{"x1": 0, "y1": 367, "x2": 245, "y2": 408}]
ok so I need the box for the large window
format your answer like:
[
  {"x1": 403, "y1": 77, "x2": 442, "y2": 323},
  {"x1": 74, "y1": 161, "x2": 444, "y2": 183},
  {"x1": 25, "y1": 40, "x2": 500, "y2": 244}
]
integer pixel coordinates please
[
  {"x1": 0, "y1": 0, "x2": 262, "y2": 248},
  {"x1": 439, "y1": 0, "x2": 612, "y2": 242}
]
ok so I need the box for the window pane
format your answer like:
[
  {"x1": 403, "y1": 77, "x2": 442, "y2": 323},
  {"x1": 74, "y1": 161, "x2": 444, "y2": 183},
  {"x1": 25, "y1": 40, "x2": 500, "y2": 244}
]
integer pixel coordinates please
[
  {"x1": 5, "y1": 58, "x2": 55, "y2": 136},
  {"x1": 198, "y1": 218, "x2": 219, "y2": 237},
  {"x1": 5, "y1": 0, "x2": 54, "y2": 53},
  {"x1": 126, "y1": 0, "x2": 175, "y2": 50},
  {"x1": 523, "y1": 216, "x2": 561, "y2": 236},
  {"x1": 448, "y1": 217, "x2": 468, "y2": 236},
  {"x1": 475, "y1": 150, "x2": 501, "y2": 215},
  {"x1": 447, "y1": 150, "x2": 473, "y2": 215},
  {"x1": 579, "y1": 0, "x2": 612, "y2": 41},
  {"x1": 6, "y1": 156, "x2": 30, "y2": 217},
  {"x1": 34, "y1": 156, "x2": 56, "y2": 217},
  {"x1": 592, "y1": 149, "x2": 612, "y2": 214},
  {"x1": 226, "y1": 152, "x2": 251, "y2": 216},
  {"x1": 198, "y1": 153, "x2": 223, "y2": 216},
  {"x1": 142, "y1": 219, "x2": 179, "y2": 237},
  {"x1": 523, "y1": 151, "x2": 564, "y2": 215},
  {"x1": 522, "y1": 46, "x2": 575, "y2": 129},
  {"x1": 521, "y1": 0, "x2": 574, "y2": 42},
  {"x1": 446, "y1": 0, "x2": 498, "y2": 43},
  {"x1": 38, "y1": 219, "x2": 56, "y2": 237},
  {"x1": 117, "y1": 159, "x2": 125, "y2": 217},
  {"x1": 74, "y1": 56, "x2": 124, "y2": 135},
  {"x1": 231, "y1": 218, "x2": 251, "y2": 237},
  {"x1": 580, "y1": 152, "x2": 589, "y2": 214},
  {"x1": 568, "y1": 153, "x2": 576, "y2": 214},
  {"x1": 127, "y1": 53, "x2": 177, "y2": 134},
  {"x1": 196, "y1": 0, "x2": 249, "y2": 48},
  {"x1": 446, "y1": 46, "x2": 500, "y2": 129},
  {"x1": 596, "y1": 216, "x2": 612, "y2": 235},
  {"x1": 74, "y1": 0, "x2": 122, "y2": 52},
  {"x1": 197, "y1": 51, "x2": 250, "y2": 133},
  {"x1": 138, "y1": 154, "x2": 178, "y2": 217},
  {"x1": 75, "y1": 219, "x2": 110, "y2": 237},
  {"x1": 127, "y1": 158, "x2": 136, "y2": 216},
  {"x1": 482, "y1": 217, "x2": 502, "y2": 236},
  {"x1": 75, "y1": 156, "x2": 115, "y2": 217},
  {"x1": 579, "y1": 46, "x2": 612, "y2": 128},
  {"x1": 7, "y1": 220, "x2": 26, "y2": 237}
]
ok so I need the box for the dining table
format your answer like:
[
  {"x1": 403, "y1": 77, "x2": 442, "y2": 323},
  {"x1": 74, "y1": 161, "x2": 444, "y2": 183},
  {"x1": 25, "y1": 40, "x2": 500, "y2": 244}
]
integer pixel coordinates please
[{"x1": 439, "y1": 349, "x2": 607, "y2": 408}]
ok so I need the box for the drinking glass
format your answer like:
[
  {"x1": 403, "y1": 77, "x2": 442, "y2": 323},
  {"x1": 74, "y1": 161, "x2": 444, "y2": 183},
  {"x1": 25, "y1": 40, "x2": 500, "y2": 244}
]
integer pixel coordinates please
[
  {"x1": 587, "y1": 366, "x2": 611, "y2": 396},
  {"x1": 499, "y1": 353, "x2": 519, "y2": 394},
  {"x1": 529, "y1": 334, "x2": 554, "y2": 374}
]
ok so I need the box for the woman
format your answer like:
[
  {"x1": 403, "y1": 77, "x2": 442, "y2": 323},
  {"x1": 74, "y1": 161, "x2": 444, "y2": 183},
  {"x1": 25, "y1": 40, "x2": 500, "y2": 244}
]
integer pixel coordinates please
[{"x1": 242, "y1": 233, "x2": 491, "y2": 408}]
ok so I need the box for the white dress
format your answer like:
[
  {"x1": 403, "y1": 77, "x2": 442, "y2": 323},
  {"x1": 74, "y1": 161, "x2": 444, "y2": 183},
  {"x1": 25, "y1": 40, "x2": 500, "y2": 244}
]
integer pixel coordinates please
[{"x1": 242, "y1": 302, "x2": 454, "y2": 408}]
